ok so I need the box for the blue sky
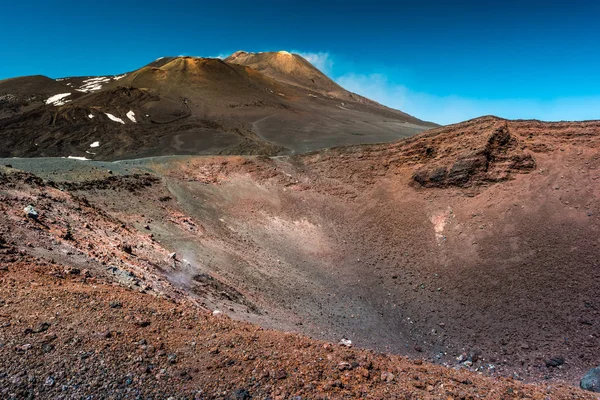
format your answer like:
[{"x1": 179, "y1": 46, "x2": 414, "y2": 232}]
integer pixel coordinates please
[{"x1": 1, "y1": 0, "x2": 599, "y2": 124}]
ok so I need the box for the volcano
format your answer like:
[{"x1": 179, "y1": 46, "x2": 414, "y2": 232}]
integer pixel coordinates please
[{"x1": 0, "y1": 51, "x2": 435, "y2": 160}]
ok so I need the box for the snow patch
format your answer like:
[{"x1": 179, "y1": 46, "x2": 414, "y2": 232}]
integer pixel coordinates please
[
  {"x1": 90, "y1": 141, "x2": 100, "y2": 148},
  {"x1": 45, "y1": 93, "x2": 71, "y2": 106},
  {"x1": 88, "y1": 113, "x2": 94, "y2": 119},
  {"x1": 76, "y1": 76, "x2": 111, "y2": 93},
  {"x1": 126, "y1": 110, "x2": 136, "y2": 123},
  {"x1": 67, "y1": 156, "x2": 90, "y2": 161},
  {"x1": 75, "y1": 74, "x2": 127, "y2": 92},
  {"x1": 105, "y1": 113, "x2": 125, "y2": 124},
  {"x1": 278, "y1": 51, "x2": 292, "y2": 56}
]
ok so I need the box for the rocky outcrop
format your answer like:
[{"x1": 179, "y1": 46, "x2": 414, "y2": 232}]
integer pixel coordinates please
[{"x1": 412, "y1": 125, "x2": 535, "y2": 188}]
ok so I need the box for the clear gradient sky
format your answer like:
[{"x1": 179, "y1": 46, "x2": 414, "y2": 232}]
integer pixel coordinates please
[{"x1": 1, "y1": 0, "x2": 599, "y2": 124}]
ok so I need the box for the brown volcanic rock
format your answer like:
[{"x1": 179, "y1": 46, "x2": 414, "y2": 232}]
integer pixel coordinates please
[
  {"x1": 0, "y1": 53, "x2": 435, "y2": 160},
  {"x1": 1, "y1": 116, "x2": 599, "y2": 396},
  {"x1": 412, "y1": 122, "x2": 536, "y2": 188},
  {"x1": 0, "y1": 163, "x2": 593, "y2": 398}
]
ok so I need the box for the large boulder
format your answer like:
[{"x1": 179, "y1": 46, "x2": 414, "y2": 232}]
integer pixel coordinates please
[{"x1": 581, "y1": 366, "x2": 600, "y2": 392}]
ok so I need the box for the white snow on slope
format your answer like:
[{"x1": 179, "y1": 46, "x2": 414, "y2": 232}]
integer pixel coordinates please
[
  {"x1": 45, "y1": 93, "x2": 71, "y2": 106},
  {"x1": 76, "y1": 77, "x2": 111, "y2": 93},
  {"x1": 105, "y1": 113, "x2": 125, "y2": 124},
  {"x1": 90, "y1": 141, "x2": 100, "y2": 148},
  {"x1": 74, "y1": 74, "x2": 127, "y2": 93},
  {"x1": 126, "y1": 110, "x2": 136, "y2": 123},
  {"x1": 67, "y1": 156, "x2": 90, "y2": 161}
]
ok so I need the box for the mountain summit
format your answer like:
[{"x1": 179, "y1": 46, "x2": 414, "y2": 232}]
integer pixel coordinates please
[
  {"x1": 225, "y1": 50, "x2": 346, "y2": 97},
  {"x1": 0, "y1": 51, "x2": 436, "y2": 160}
]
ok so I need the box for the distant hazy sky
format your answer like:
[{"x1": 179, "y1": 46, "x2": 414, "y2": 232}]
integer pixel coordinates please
[{"x1": 2, "y1": 0, "x2": 599, "y2": 124}]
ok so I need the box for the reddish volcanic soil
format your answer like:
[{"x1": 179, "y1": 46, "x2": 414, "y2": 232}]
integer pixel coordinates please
[
  {"x1": 0, "y1": 258, "x2": 593, "y2": 399},
  {"x1": 1, "y1": 116, "x2": 600, "y2": 398}
]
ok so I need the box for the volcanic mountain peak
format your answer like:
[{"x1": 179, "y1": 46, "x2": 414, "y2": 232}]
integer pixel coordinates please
[
  {"x1": 0, "y1": 50, "x2": 436, "y2": 159},
  {"x1": 225, "y1": 50, "x2": 345, "y2": 96}
]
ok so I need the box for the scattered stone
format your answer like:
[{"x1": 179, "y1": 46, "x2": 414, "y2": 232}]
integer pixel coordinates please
[
  {"x1": 62, "y1": 229, "x2": 74, "y2": 241},
  {"x1": 581, "y1": 366, "x2": 600, "y2": 392},
  {"x1": 17, "y1": 343, "x2": 32, "y2": 351},
  {"x1": 120, "y1": 243, "x2": 133, "y2": 254},
  {"x1": 234, "y1": 388, "x2": 252, "y2": 399},
  {"x1": 25, "y1": 322, "x2": 50, "y2": 334},
  {"x1": 64, "y1": 267, "x2": 80, "y2": 275},
  {"x1": 338, "y1": 362, "x2": 352, "y2": 371},
  {"x1": 167, "y1": 354, "x2": 177, "y2": 364},
  {"x1": 42, "y1": 343, "x2": 54, "y2": 353},
  {"x1": 468, "y1": 349, "x2": 481, "y2": 363},
  {"x1": 110, "y1": 301, "x2": 122, "y2": 309},
  {"x1": 168, "y1": 252, "x2": 177, "y2": 260},
  {"x1": 275, "y1": 369, "x2": 287, "y2": 380},
  {"x1": 545, "y1": 356, "x2": 565, "y2": 368},
  {"x1": 380, "y1": 371, "x2": 395, "y2": 382},
  {"x1": 44, "y1": 376, "x2": 55, "y2": 387},
  {"x1": 338, "y1": 338, "x2": 352, "y2": 347},
  {"x1": 23, "y1": 205, "x2": 38, "y2": 220}
]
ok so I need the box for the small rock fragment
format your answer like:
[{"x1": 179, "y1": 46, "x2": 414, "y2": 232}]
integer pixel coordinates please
[
  {"x1": 338, "y1": 362, "x2": 352, "y2": 371},
  {"x1": 275, "y1": 369, "x2": 287, "y2": 380},
  {"x1": 546, "y1": 356, "x2": 565, "y2": 368},
  {"x1": 234, "y1": 388, "x2": 252, "y2": 399},
  {"x1": 120, "y1": 243, "x2": 133, "y2": 254},
  {"x1": 24, "y1": 205, "x2": 38, "y2": 220},
  {"x1": 380, "y1": 371, "x2": 395, "y2": 382}
]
